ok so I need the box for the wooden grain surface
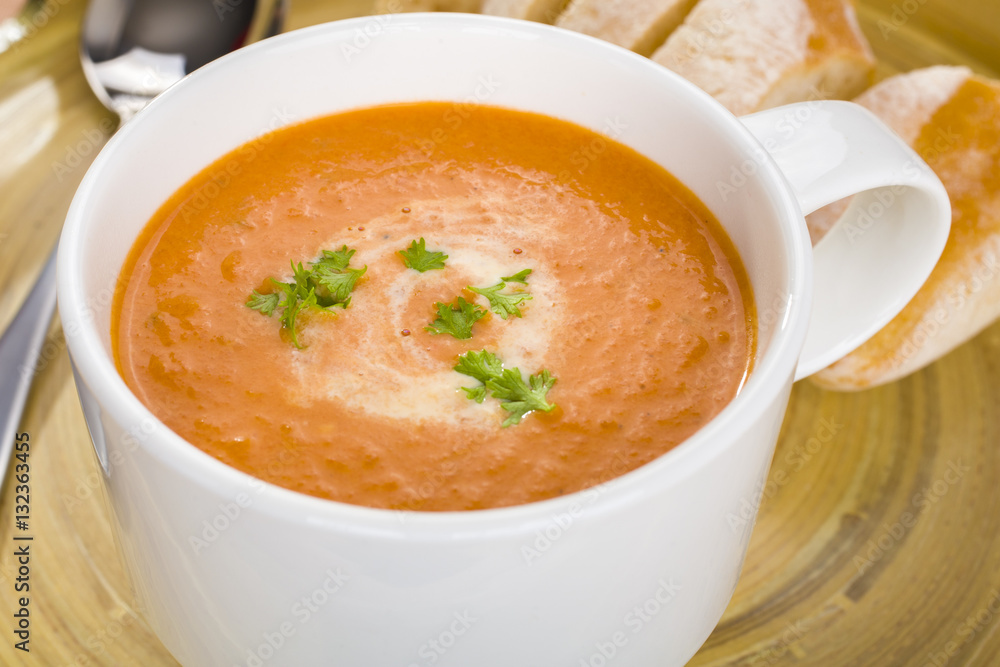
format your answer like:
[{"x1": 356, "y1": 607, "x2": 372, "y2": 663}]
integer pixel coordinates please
[{"x1": 0, "y1": 0, "x2": 998, "y2": 665}]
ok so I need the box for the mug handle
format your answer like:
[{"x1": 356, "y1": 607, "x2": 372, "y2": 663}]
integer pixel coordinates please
[{"x1": 741, "y1": 101, "x2": 952, "y2": 381}]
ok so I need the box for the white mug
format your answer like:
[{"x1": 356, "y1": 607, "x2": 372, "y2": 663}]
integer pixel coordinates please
[{"x1": 58, "y1": 14, "x2": 950, "y2": 666}]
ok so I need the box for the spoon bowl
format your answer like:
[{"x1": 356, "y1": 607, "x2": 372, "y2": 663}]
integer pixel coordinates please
[{"x1": 81, "y1": 0, "x2": 286, "y2": 120}]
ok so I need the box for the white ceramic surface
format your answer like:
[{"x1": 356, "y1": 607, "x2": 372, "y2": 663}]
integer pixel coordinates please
[{"x1": 57, "y1": 14, "x2": 950, "y2": 667}]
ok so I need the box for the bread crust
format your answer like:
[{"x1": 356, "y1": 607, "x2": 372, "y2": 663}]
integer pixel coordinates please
[
  {"x1": 811, "y1": 67, "x2": 1000, "y2": 390},
  {"x1": 555, "y1": 0, "x2": 699, "y2": 56},
  {"x1": 651, "y1": 0, "x2": 875, "y2": 116}
]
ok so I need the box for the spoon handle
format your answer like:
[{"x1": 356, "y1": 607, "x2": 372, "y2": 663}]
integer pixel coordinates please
[{"x1": 0, "y1": 246, "x2": 58, "y2": 493}]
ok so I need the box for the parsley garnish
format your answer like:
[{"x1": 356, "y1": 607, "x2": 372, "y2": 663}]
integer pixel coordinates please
[
  {"x1": 500, "y1": 268, "x2": 532, "y2": 284},
  {"x1": 398, "y1": 238, "x2": 448, "y2": 272},
  {"x1": 453, "y1": 349, "x2": 504, "y2": 403},
  {"x1": 490, "y1": 369, "x2": 557, "y2": 426},
  {"x1": 468, "y1": 279, "x2": 532, "y2": 320},
  {"x1": 454, "y1": 349, "x2": 557, "y2": 426},
  {"x1": 425, "y1": 297, "x2": 487, "y2": 339},
  {"x1": 275, "y1": 278, "x2": 318, "y2": 349},
  {"x1": 246, "y1": 291, "x2": 279, "y2": 316},
  {"x1": 246, "y1": 246, "x2": 366, "y2": 348},
  {"x1": 314, "y1": 246, "x2": 356, "y2": 272},
  {"x1": 310, "y1": 246, "x2": 367, "y2": 307},
  {"x1": 313, "y1": 266, "x2": 366, "y2": 306}
]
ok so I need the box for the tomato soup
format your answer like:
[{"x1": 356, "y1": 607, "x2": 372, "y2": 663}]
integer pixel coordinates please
[{"x1": 113, "y1": 103, "x2": 755, "y2": 511}]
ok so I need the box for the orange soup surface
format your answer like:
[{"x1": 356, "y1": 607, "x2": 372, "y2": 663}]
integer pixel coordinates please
[{"x1": 114, "y1": 103, "x2": 755, "y2": 511}]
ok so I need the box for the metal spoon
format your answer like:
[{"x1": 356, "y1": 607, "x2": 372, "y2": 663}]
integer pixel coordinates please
[{"x1": 0, "y1": 0, "x2": 287, "y2": 491}]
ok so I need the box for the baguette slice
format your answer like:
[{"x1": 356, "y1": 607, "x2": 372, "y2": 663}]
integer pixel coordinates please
[
  {"x1": 481, "y1": 0, "x2": 569, "y2": 23},
  {"x1": 651, "y1": 0, "x2": 876, "y2": 116},
  {"x1": 375, "y1": 0, "x2": 481, "y2": 12},
  {"x1": 811, "y1": 66, "x2": 1000, "y2": 390},
  {"x1": 555, "y1": 0, "x2": 699, "y2": 56}
]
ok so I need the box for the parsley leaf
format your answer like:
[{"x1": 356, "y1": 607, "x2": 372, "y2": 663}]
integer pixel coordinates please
[
  {"x1": 246, "y1": 291, "x2": 280, "y2": 316},
  {"x1": 500, "y1": 268, "x2": 532, "y2": 284},
  {"x1": 425, "y1": 297, "x2": 487, "y2": 339},
  {"x1": 454, "y1": 349, "x2": 557, "y2": 426},
  {"x1": 314, "y1": 246, "x2": 356, "y2": 272},
  {"x1": 462, "y1": 385, "x2": 490, "y2": 403},
  {"x1": 313, "y1": 265, "x2": 367, "y2": 307},
  {"x1": 279, "y1": 284, "x2": 317, "y2": 349},
  {"x1": 291, "y1": 261, "x2": 312, "y2": 293},
  {"x1": 454, "y1": 349, "x2": 504, "y2": 382},
  {"x1": 453, "y1": 349, "x2": 504, "y2": 403},
  {"x1": 488, "y1": 368, "x2": 557, "y2": 427},
  {"x1": 246, "y1": 247, "x2": 366, "y2": 348},
  {"x1": 468, "y1": 281, "x2": 532, "y2": 320},
  {"x1": 399, "y1": 238, "x2": 448, "y2": 272}
]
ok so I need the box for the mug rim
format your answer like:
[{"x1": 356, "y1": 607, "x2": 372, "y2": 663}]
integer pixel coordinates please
[{"x1": 57, "y1": 13, "x2": 813, "y2": 535}]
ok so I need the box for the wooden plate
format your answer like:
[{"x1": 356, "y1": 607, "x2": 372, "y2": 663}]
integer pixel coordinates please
[{"x1": 0, "y1": 0, "x2": 998, "y2": 664}]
